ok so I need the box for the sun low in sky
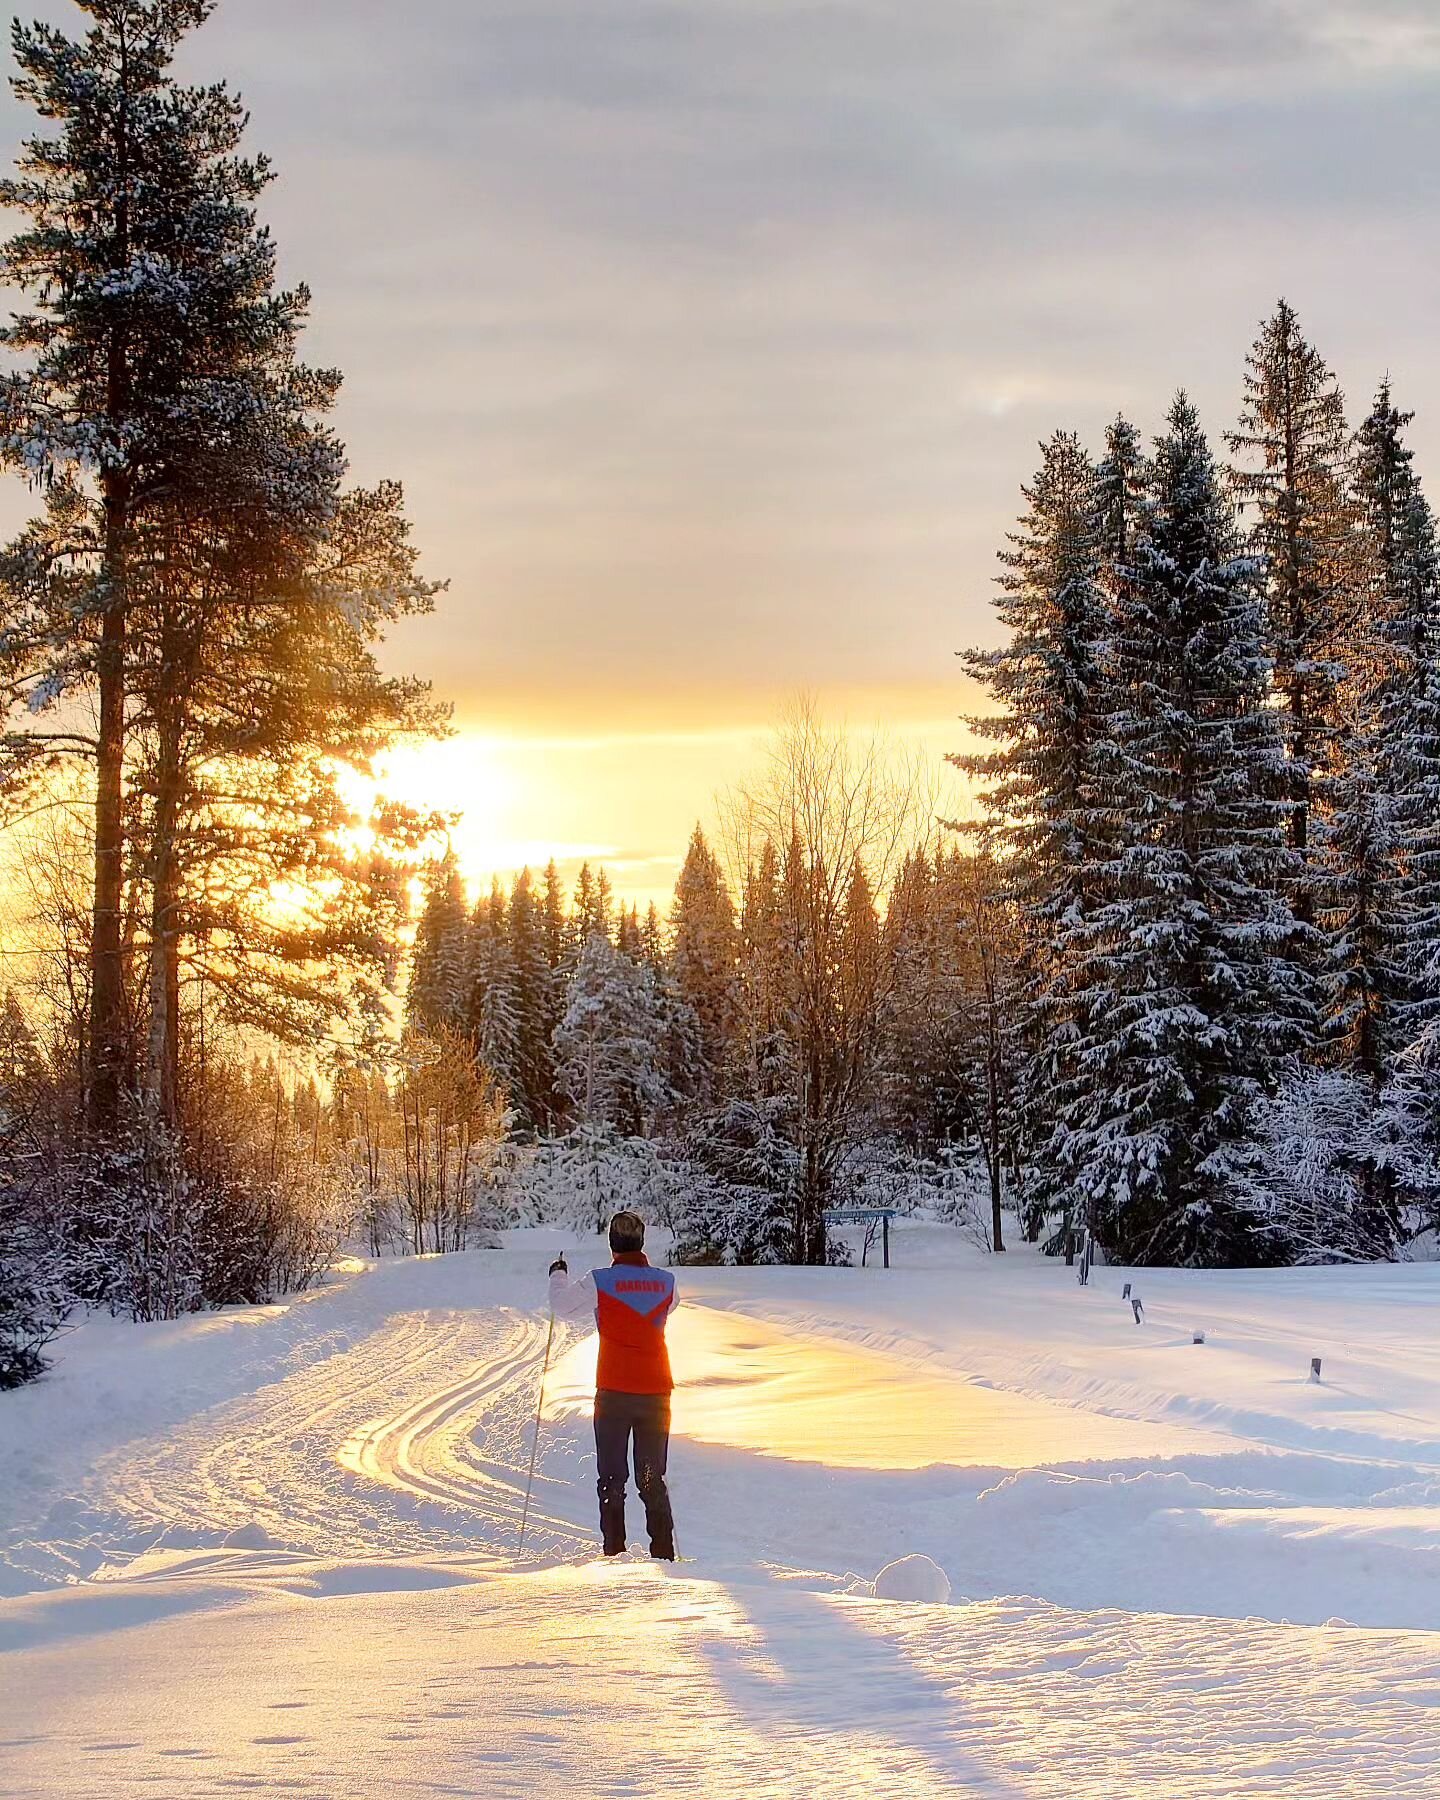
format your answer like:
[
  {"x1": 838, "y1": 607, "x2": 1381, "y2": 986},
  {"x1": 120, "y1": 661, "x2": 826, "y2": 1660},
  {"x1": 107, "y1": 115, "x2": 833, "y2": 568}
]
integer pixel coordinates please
[{"x1": 5, "y1": 0, "x2": 1436, "y2": 901}]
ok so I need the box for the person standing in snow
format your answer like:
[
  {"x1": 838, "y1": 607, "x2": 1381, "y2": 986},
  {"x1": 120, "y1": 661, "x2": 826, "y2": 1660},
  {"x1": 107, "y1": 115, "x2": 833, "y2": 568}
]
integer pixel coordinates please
[{"x1": 547, "y1": 1211, "x2": 679, "y2": 1560}]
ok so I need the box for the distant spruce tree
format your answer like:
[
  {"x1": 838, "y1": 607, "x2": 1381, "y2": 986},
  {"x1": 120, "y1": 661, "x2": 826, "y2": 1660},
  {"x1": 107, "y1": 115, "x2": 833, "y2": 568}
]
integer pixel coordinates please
[
  {"x1": 541, "y1": 861, "x2": 569, "y2": 973},
  {"x1": 669, "y1": 826, "x2": 739, "y2": 1094},
  {"x1": 465, "y1": 882, "x2": 522, "y2": 1099},
  {"x1": 1077, "y1": 395, "x2": 1310, "y2": 1265},
  {"x1": 640, "y1": 903, "x2": 668, "y2": 974},
  {"x1": 508, "y1": 868, "x2": 557, "y2": 1131},
  {"x1": 615, "y1": 905, "x2": 644, "y2": 959},
  {"x1": 407, "y1": 854, "x2": 470, "y2": 1032}
]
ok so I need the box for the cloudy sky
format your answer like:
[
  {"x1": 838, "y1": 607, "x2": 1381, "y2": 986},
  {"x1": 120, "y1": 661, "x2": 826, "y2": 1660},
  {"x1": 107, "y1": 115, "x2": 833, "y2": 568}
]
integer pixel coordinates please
[{"x1": 5, "y1": 0, "x2": 1440, "y2": 902}]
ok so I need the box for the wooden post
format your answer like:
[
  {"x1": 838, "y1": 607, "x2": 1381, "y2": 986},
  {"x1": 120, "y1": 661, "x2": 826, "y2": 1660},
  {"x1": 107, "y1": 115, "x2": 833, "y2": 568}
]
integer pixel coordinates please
[
  {"x1": 1122, "y1": 1282, "x2": 1132, "y2": 1301},
  {"x1": 882, "y1": 1213, "x2": 890, "y2": 1270},
  {"x1": 1310, "y1": 1357, "x2": 1322, "y2": 1383}
]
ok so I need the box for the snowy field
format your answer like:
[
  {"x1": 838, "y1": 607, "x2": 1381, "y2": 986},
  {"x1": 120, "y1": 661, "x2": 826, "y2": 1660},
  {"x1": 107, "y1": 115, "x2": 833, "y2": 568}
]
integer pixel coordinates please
[{"x1": 3, "y1": 1222, "x2": 1440, "y2": 1797}]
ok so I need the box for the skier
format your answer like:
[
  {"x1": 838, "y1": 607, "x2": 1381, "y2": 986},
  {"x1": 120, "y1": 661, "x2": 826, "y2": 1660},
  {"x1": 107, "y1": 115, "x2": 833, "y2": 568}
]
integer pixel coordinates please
[{"x1": 547, "y1": 1211, "x2": 679, "y2": 1560}]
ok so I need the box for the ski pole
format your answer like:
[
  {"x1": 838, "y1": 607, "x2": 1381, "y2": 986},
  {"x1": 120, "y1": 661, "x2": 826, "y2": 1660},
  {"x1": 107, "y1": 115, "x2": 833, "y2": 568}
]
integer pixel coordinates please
[{"x1": 518, "y1": 1308, "x2": 557, "y2": 1555}]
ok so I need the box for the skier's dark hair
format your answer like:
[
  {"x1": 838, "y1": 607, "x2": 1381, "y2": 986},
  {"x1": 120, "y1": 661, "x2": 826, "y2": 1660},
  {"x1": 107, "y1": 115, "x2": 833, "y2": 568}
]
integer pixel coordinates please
[{"x1": 608, "y1": 1211, "x2": 645, "y2": 1253}]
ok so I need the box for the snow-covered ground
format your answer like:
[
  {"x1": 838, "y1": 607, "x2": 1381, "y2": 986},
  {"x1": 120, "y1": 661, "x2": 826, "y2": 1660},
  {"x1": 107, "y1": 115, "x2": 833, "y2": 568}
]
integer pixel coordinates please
[{"x1": 4, "y1": 1222, "x2": 1440, "y2": 1797}]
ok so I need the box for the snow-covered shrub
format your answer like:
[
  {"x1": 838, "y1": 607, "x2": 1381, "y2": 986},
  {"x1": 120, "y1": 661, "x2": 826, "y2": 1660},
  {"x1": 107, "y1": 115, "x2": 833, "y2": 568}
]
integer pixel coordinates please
[
  {"x1": 0, "y1": 996, "x2": 69, "y2": 1384},
  {"x1": 923, "y1": 1148, "x2": 998, "y2": 1252},
  {"x1": 0, "y1": 1168, "x2": 68, "y2": 1389},
  {"x1": 69, "y1": 1096, "x2": 353, "y2": 1320},
  {"x1": 1241, "y1": 1070, "x2": 1430, "y2": 1264},
  {"x1": 663, "y1": 1097, "x2": 797, "y2": 1265},
  {"x1": 503, "y1": 1125, "x2": 673, "y2": 1237}
]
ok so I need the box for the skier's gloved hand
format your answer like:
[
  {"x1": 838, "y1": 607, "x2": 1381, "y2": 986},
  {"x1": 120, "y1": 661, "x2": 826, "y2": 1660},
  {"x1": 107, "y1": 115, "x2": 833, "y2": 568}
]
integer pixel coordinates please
[{"x1": 548, "y1": 1256, "x2": 568, "y2": 1276}]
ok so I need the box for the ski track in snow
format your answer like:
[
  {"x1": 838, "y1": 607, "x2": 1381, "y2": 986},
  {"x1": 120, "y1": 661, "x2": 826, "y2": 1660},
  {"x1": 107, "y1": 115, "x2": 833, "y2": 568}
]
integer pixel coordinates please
[
  {"x1": 2, "y1": 1290, "x2": 595, "y2": 1592},
  {"x1": 5, "y1": 1233, "x2": 1440, "y2": 1795}
]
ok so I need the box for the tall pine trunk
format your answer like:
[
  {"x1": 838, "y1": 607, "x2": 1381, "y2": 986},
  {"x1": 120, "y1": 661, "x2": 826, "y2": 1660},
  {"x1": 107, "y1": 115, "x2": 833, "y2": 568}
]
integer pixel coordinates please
[
  {"x1": 88, "y1": 33, "x2": 134, "y2": 1139},
  {"x1": 89, "y1": 477, "x2": 131, "y2": 1136},
  {"x1": 145, "y1": 716, "x2": 183, "y2": 1129}
]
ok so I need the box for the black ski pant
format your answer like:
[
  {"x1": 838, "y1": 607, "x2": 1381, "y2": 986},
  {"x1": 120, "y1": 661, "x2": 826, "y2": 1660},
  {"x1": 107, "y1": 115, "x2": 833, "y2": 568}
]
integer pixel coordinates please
[{"x1": 594, "y1": 1388, "x2": 674, "y2": 1558}]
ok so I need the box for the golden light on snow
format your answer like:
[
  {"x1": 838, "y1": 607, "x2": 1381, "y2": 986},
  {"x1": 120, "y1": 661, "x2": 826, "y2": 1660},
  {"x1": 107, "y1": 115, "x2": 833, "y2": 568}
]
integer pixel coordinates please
[{"x1": 547, "y1": 1306, "x2": 1237, "y2": 1470}]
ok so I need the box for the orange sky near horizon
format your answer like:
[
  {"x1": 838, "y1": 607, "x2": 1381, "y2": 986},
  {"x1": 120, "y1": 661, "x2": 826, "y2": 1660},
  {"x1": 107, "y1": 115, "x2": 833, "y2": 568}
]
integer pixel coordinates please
[{"x1": 373, "y1": 694, "x2": 980, "y2": 915}]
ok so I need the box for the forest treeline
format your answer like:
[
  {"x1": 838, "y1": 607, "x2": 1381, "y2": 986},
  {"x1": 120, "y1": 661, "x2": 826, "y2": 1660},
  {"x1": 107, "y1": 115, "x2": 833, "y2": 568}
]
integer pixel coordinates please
[{"x1": 392, "y1": 299, "x2": 1440, "y2": 1283}]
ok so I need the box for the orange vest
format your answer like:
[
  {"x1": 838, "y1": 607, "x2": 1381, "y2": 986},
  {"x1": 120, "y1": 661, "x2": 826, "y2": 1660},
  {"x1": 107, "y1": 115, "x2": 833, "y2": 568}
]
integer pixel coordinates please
[{"x1": 592, "y1": 1255, "x2": 676, "y2": 1395}]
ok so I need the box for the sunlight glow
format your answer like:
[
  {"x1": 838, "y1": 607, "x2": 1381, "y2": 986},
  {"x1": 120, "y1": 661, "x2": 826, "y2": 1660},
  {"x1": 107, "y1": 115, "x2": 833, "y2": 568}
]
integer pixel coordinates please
[{"x1": 546, "y1": 1306, "x2": 1239, "y2": 1470}]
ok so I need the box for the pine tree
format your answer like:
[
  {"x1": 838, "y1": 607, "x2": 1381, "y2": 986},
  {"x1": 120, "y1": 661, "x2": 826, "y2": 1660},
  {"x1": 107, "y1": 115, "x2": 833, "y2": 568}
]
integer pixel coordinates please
[
  {"x1": 554, "y1": 936, "x2": 675, "y2": 1136},
  {"x1": 0, "y1": 2, "x2": 441, "y2": 1134},
  {"x1": 669, "y1": 825, "x2": 738, "y2": 1094},
  {"x1": 1353, "y1": 384, "x2": 1440, "y2": 1042},
  {"x1": 508, "y1": 868, "x2": 556, "y2": 1131},
  {"x1": 1078, "y1": 395, "x2": 1309, "y2": 1265},
  {"x1": 465, "y1": 882, "x2": 522, "y2": 1096},
  {"x1": 1228, "y1": 300, "x2": 1364, "y2": 920},
  {"x1": 1095, "y1": 413, "x2": 1148, "y2": 565},
  {"x1": 541, "y1": 861, "x2": 568, "y2": 973},
  {"x1": 956, "y1": 431, "x2": 1111, "y2": 1232},
  {"x1": 0, "y1": 1, "x2": 282, "y2": 1130},
  {"x1": 408, "y1": 853, "x2": 469, "y2": 1032}
]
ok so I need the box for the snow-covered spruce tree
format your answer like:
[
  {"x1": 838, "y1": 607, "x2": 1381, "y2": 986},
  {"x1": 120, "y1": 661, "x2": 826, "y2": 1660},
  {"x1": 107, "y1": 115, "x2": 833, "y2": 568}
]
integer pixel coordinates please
[
  {"x1": 955, "y1": 431, "x2": 1111, "y2": 1241},
  {"x1": 669, "y1": 825, "x2": 739, "y2": 1094},
  {"x1": 1228, "y1": 300, "x2": 1366, "y2": 927},
  {"x1": 554, "y1": 934, "x2": 680, "y2": 1138},
  {"x1": 668, "y1": 1095, "x2": 798, "y2": 1265},
  {"x1": 407, "y1": 852, "x2": 471, "y2": 1033},
  {"x1": 1078, "y1": 394, "x2": 1311, "y2": 1267},
  {"x1": 1317, "y1": 712, "x2": 1406, "y2": 1122},
  {"x1": 507, "y1": 868, "x2": 558, "y2": 1131},
  {"x1": 0, "y1": 991, "x2": 66, "y2": 1386},
  {"x1": 0, "y1": 0, "x2": 277, "y2": 1132},
  {"x1": 570, "y1": 863, "x2": 613, "y2": 955},
  {"x1": 464, "y1": 881, "x2": 522, "y2": 1097},
  {"x1": 0, "y1": 1177, "x2": 66, "y2": 1387},
  {"x1": 1095, "y1": 413, "x2": 1149, "y2": 565},
  {"x1": 1353, "y1": 384, "x2": 1440, "y2": 1043}
]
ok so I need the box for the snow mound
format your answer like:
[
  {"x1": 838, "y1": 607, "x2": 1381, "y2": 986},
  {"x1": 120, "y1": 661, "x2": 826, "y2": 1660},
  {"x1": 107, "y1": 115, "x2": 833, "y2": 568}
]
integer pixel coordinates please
[
  {"x1": 223, "y1": 1522, "x2": 273, "y2": 1550},
  {"x1": 873, "y1": 1554, "x2": 951, "y2": 1603}
]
